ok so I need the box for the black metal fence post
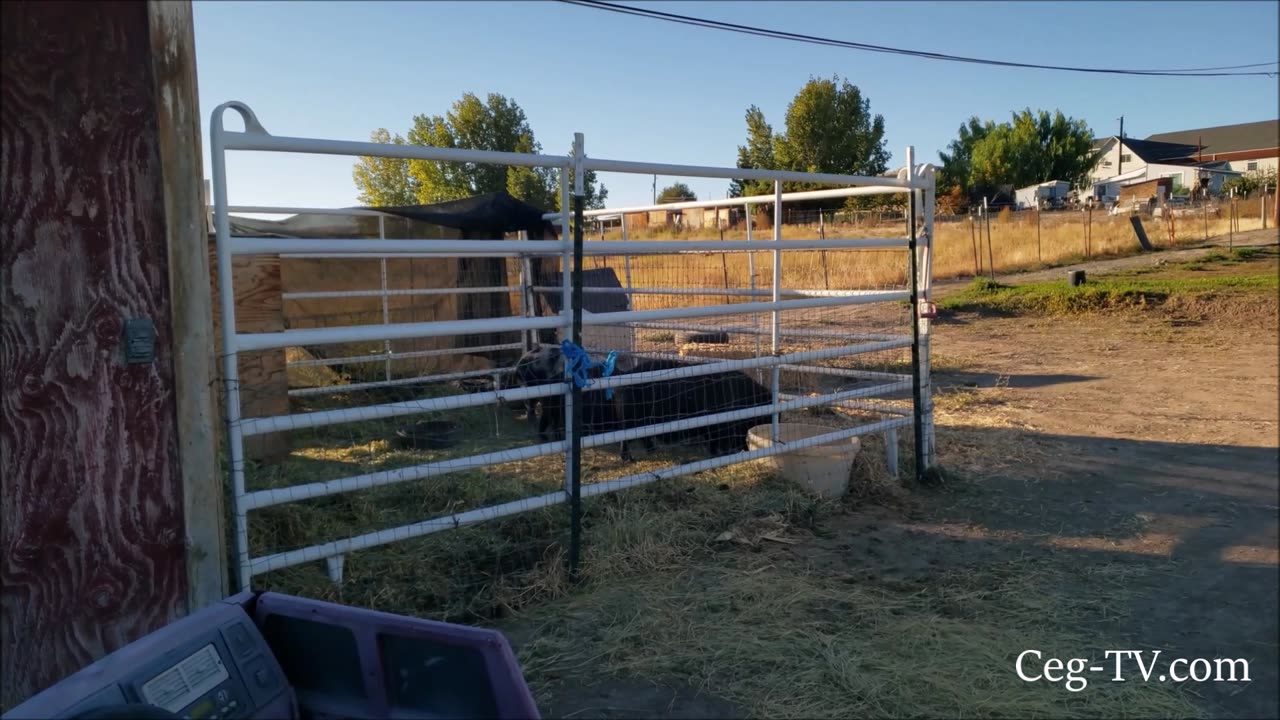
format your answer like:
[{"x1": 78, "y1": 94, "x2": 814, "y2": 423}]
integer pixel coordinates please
[
  {"x1": 907, "y1": 172, "x2": 925, "y2": 484},
  {"x1": 567, "y1": 192, "x2": 585, "y2": 581}
]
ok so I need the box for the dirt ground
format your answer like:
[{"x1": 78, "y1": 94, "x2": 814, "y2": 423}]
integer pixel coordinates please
[{"x1": 504, "y1": 232, "x2": 1279, "y2": 719}]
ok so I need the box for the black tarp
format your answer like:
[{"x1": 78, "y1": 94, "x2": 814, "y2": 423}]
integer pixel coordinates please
[
  {"x1": 538, "y1": 268, "x2": 629, "y2": 315},
  {"x1": 222, "y1": 190, "x2": 556, "y2": 240},
  {"x1": 369, "y1": 191, "x2": 557, "y2": 238}
]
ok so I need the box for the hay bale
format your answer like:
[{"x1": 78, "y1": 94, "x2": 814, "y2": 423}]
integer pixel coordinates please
[{"x1": 285, "y1": 347, "x2": 347, "y2": 389}]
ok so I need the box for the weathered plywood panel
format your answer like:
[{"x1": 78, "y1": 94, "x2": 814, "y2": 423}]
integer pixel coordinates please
[
  {"x1": 147, "y1": 0, "x2": 226, "y2": 611},
  {"x1": 208, "y1": 248, "x2": 291, "y2": 462},
  {"x1": 1, "y1": 0, "x2": 187, "y2": 708}
]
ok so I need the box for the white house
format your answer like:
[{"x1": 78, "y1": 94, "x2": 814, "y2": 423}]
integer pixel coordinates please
[
  {"x1": 1085, "y1": 134, "x2": 1248, "y2": 202},
  {"x1": 1087, "y1": 119, "x2": 1277, "y2": 198},
  {"x1": 1088, "y1": 137, "x2": 1204, "y2": 186}
]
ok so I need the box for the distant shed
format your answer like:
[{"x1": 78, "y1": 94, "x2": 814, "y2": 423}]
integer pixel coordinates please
[{"x1": 1118, "y1": 177, "x2": 1174, "y2": 205}]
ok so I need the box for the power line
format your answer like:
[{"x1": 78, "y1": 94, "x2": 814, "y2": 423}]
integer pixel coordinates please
[{"x1": 559, "y1": 0, "x2": 1279, "y2": 78}]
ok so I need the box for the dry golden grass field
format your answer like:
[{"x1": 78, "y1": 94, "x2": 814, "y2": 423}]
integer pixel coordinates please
[{"x1": 588, "y1": 209, "x2": 1268, "y2": 310}]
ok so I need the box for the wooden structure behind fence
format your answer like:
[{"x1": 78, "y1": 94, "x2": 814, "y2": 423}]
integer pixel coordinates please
[{"x1": 207, "y1": 244, "x2": 291, "y2": 463}]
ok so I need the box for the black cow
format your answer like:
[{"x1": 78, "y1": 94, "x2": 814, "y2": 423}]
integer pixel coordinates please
[
  {"x1": 614, "y1": 360, "x2": 774, "y2": 461},
  {"x1": 510, "y1": 346, "x2": 620, "y2": 442},
  {"x1": 509, "y1": 347, "x2": 775, "y2": 462}
]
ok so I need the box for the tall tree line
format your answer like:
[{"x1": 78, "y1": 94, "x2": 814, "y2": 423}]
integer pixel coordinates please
[{"x1": 352, "y1": 87, "x2": 1103, "y2": 217}]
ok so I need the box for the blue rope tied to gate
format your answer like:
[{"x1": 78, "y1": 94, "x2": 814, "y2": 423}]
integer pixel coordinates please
[
  {"x1": 561, "y1": 340, "x2": 593, "y2": 389},
  {"x1": 560, "y1": 341, "x2": 619, "y2": 399},
  {"x1": 600, "y1": 350, "x2": 618, "y2": 400}
]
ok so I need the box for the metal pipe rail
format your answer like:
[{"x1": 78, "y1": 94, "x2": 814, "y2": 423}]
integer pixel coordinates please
[
  {"x1": 530, "y1": 286, "x2": 893, "y2": 299},
  {"x1": 218, "y1": 109, "x2": 571, "y2": 170},
  {"x1": 281, "y1": 252, "x2": 535, "y2": 260},
  {"x1": 582, "y1": 156, "x2": 919, "y2": 188},
  {"x1": 229, "y1": 205, "x2": 390, "y2": 217},
  {"x1": 551, "y1": 339, "x2": 909, "y2": 393},
  {"x1": 550, "y1": 183, "x2": 919, "y2": 221},
  {"x1": 235, "y1": 292, "x2": 908, "y2": 353},
  {"x1": 244, "y1": 413, "x2": 911, "y2": 578},
  {"x1": 282, "y1": 285, "x2": 520, "y2": 300},
  {"x1": 285, "y1": 342, "x2": 523, "y2": 368},
  {"x1": 230, "y1": 236, "x2": 906, "y2": 256},
  {"x1": 231, "y1": 237, "x2": 568, "y2": 256},
  {"x1": 240, "y1": 378, "x2": 570, "y2": 437},
  {"x1": 580, "y1": 415, "x2": 911, "y2": 500},
  {"x1": 579, "y1": 380, "x2": 910, "y2": 451},
  {"x1": 582, "y1": 238, "x2": 906, "y2": 254},
  {"x1": 237, "y1": 315, "x2": 565, "y2": 352},
  {"x1": 242, "y1": 378, "x2": 909, "y2": 511},
  {"x1": 628, "y1": 350, "x2": 912, "y2": 384},
  {"x1": 621, "y1": 320, "x2": 905, "y2": 343},
  {"x1": 580, "y1": 292, "x2": 907, "y2": 328},
  {"x1": 243, "y1": 337, "x2": 905, "y2": 438},
  {"x1": 287, "y1": 366, "x2": 514, "y2": 398},
  {"x1": 776, "y1": 392, "x2": 910, "y2": 417}
]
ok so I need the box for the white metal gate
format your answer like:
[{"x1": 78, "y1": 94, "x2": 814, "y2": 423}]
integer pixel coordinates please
[{"x1": 210, "y1": 101, "x2": 936, "y2": 591}]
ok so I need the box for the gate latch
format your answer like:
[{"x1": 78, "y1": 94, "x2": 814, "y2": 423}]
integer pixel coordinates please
[{"x1": 919, "y1": 301, "x2": 938, "y2": 319}]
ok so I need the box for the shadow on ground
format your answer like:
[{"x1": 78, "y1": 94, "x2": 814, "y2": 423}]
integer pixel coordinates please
[
  {"x1": 934, "y1": 371, "x2": 1101, "y2": 389},
  {"x1": 515, "y1": 428, "x2": 1279, "y2": 720}
]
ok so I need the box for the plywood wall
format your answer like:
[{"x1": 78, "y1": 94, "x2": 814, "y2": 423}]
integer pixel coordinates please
[
  {"x1": 208, "y1": 248, "x2": 291, "y2": 463},
  {"x1": 1, "y1": 0, "x2": 198, "y2": 708}
]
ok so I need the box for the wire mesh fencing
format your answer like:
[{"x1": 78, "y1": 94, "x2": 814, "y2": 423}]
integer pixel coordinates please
[{"x1": 210, "y1": 103, "x2": 935, "y2": 617}]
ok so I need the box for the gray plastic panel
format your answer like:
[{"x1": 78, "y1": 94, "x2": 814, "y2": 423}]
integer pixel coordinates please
[{"x1": 3, "y1": 598, "x2": 296, "y2": 720}]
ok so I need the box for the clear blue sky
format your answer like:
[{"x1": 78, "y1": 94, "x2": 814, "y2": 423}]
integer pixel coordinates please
[{"x1": 193, "y1": 0, "x2": 1279, "y2": 211}]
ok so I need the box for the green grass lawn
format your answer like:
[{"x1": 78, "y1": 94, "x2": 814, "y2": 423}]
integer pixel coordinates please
[{"x1": 938, "y1": 267, "x2": 1277, "y2": 317}]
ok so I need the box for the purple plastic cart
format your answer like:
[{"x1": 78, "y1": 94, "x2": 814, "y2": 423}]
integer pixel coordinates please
[{"x1": 3, "y1": 591, "x2": 541, "y2": 720}]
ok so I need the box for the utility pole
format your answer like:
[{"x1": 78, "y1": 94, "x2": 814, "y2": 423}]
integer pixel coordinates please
[
  {"x1": 1117, "y1": 115, "x2": 1124, "y2": 176},
  {"x1": 652, "y1": 175, "x2": 657, "y2": 203}
]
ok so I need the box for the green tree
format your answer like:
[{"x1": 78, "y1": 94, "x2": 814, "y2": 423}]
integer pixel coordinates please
[
  {"x1": 728, "y1": 106, "x2": 776, "y2": 198},
  {"x1": 351, "y1": 128, "x2": 417, "y2": 206},
  {"x1": 656, "y1": 182, "x2": 696, "y2": 204},
  {"x1": 557, "y1": 146, "x2": 609, "y2": 211},
  {"x1": 1222, "y1": 167, "x2": 1277, "y2": 196},
  {"x1": 729, "y1": 75, "x2": 890, "y2": 208},
  {"x1": 945, "y1": 109, "x2": 1100, "y2": 199},
  {"x1": 937, "y1": 116, "x2": 995, "y2": 198},
  {"x1": 352, "y1": 91, "x2": 606, "y2": 211},
  {"x1": 404, "y1": 92, "x2": 547, "y2": 203}
]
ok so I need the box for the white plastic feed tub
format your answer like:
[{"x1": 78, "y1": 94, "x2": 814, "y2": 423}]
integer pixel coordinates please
[{"x1": 747, "y1": 423, "x2": 861, "y2": 499}]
